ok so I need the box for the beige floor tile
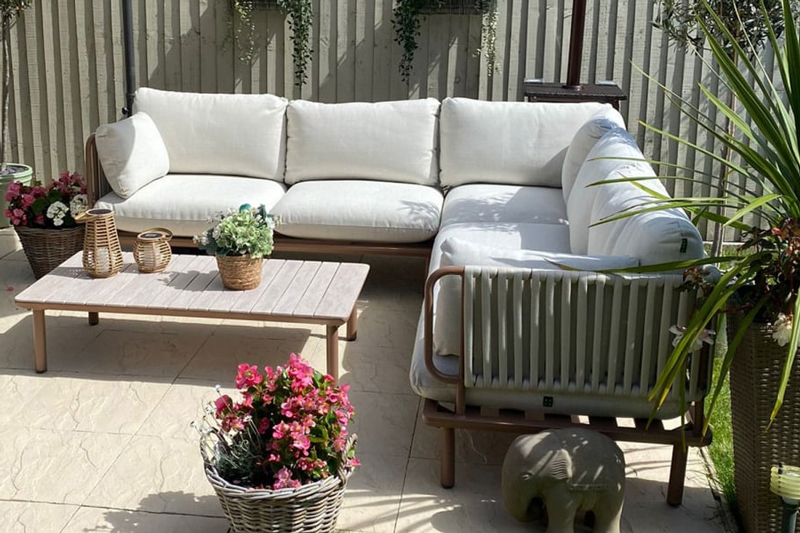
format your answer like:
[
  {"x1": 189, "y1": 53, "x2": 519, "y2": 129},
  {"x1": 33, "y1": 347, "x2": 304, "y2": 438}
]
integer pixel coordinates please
[
  {"x1": 410, "y1": 421, "x2": 518, "y2": 466},
  {"x1": 349, "y1": 306, "x2": 421, "y2": 349},
  {"x1": 215, "y1": 318, "x2": 324, "y2": 340},
  {"x1": 395, "y1": 458, "x2": 532, "y2": 533},
  {"x1": 84, "y1": 435, "x2": 224, "y2": 517},
  {"x1": 0, "y1": 229, "x2": 22, "y2": 260},
  {"x1": 347, "y1": 392, "x2": 419, "y2": 458},
  {"x1": 2, "y1": 249, "x2": 27, "y2": 262},
  {"x1": 336, "y1": 453, "x2": 407, "y2": 533},
  {"x1": 0, "y1": 371, "x2": 171, "y2": 433},
  {"x1": 62, "y1": 506, "x2": 229, "y2": 533},
  {"x1": 0, "y1": 501, "x2": 78, "y2": 533},
  {"x1": 49, "y1": 328, "x2": 208, "y2": 377},
  {"x1": 0, "y1": 427, "x2": 130, "y2": 504},
  {"x1": 180, "y1": 333, "x2": 322, "y2": 381}
]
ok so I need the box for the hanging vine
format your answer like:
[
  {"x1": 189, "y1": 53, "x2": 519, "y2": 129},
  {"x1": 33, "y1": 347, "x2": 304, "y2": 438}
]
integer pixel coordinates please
[
  {"x1": 392, "y1": 0, "x2": 498, "y2": 83},
  {"x1": 225, "y1": 0, "x2": 313, "y2": 87}
]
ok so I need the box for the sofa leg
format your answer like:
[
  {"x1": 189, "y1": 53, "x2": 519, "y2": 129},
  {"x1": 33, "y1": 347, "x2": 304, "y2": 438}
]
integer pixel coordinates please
[
  {"x1": 666, "y1": 444, "x2": 688, "y2": 507},
  {"x1": 441, "y1": 427, "x2": 455, "y2": 489}
]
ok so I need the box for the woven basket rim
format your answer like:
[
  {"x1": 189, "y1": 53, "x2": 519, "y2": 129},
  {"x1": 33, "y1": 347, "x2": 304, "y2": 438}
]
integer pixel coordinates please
[{"x1": 14, "y1": 224, "x2": 84, "y2": 233}]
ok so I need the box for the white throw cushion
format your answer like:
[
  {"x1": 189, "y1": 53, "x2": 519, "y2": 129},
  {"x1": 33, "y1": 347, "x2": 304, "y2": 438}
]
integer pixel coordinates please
[
  {"x1": 439, "y1": 98, "x2": 611, "y2": 188},
  {"x1": 94, "y1": 112, "x2": 169, "y2": 199},
  {"x1": 133, "y1": 88, "x2": 288, "y2": 181},
  {"x1": 285, "y1": 99, "x2": 440, "y2": 186},
  {"x1": 272, "y1": 180, "x2": 443, "y2": 243},
  {"x1": 567, "y1": 127, "x2": 651, "y2": 254},
  {"x1": 95, "y1": 174, "x2": 286, "y2": 236},
  {"x1": 441, "y1": 184, "x2": 568, "y2": 227},
  {"x1": 433, "y1": 237, "x2": 640, "y2": 356},
  {"x1": 589, "y1": 177, "x2": 704, "y2": 266},
  {"x1": 561, "y1": 108, "x2": 626, "y2": 202}
]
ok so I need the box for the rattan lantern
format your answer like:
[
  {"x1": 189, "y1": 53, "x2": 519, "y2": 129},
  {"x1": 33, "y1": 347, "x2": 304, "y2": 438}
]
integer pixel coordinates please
[
  {"x1": 81, "y1": 208, "x2": 124, "y2": 278},
  {"x1": 134, "y1": 228, "x2": 172, "y2": 273}
]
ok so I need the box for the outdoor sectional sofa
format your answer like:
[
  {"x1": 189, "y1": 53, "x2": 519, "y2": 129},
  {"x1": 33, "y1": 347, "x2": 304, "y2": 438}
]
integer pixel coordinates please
[{"x1": 85, "y1": 88, "x2": 710, "y2": 506}]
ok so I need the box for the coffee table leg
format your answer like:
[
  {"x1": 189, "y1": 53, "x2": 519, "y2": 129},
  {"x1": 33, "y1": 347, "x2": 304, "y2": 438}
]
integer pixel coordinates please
[
  {"x1": 88, "y1": 312, "x2": 99, "y2": 326},
  {"x1": 326, "y1": 324, "x2": 339, "y2": 382},
  {"x1": 346, "y1": 306, "x2": 358, "y2": 342},
  {"x1": 33, "y1": 310, "x2": 47, "y2": 373}
]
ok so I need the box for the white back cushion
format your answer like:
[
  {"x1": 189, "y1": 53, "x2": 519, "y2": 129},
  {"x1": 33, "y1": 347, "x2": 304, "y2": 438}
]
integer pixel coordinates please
[
  {"x1": 439, "y1": 98, "x2": 610, "y2": 188},
  {"x1": 95, "y1": 112, "x2": 170, "y2": 199},
  {"x1": 589, "y1": 177, "x2": 704, "y2": 266},
  {"x1": 567, "y1": 127, "x2": 650, "y2": 254},
  {"x1": 133, "y1": 88, "x2": 288, "y2": 181},
  {"x1": 561, "y1": 107, "x2": 626, "y2": 202},
  {"x1": 433, "y1": 237, "x2": 640, "y2": 356},
  {"x1": 285, "y1": 99, "x2": 440, "y2": 186}
]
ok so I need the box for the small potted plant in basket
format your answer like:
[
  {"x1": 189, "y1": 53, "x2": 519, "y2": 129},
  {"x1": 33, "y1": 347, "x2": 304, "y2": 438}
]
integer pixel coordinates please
[
  {"x1": 195, "y1": 354, "x2": 359, "y2": 533},
  {"x1": 5, "y1": 171, "x2": 88, "y2": 278},
  {"x1": 194, "y1": 204, "x2": 276, "y2": 290}
]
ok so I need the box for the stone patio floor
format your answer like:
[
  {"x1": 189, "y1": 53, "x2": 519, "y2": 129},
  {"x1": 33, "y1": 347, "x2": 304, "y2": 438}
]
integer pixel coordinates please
[{"x1": 0, "y1": 228, "x2": 729, "y2": 533}]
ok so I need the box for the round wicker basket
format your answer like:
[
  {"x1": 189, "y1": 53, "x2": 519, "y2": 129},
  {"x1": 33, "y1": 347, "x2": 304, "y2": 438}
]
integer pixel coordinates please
[
  {"x1": 202, "y1": 440, "x2": 354, "y2": 533},
  {"x1": 14, "y1": 225, "x2": 85, "y2": 279},
  {"x1": 216, "y1": 255, "x2": 263, "y2": 290}
]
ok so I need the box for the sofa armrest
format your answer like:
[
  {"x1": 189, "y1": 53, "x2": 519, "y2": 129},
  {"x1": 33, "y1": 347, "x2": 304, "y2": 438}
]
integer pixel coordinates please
[{"x1": 84, "y1": 134, "x2": 111, "y2": 206}]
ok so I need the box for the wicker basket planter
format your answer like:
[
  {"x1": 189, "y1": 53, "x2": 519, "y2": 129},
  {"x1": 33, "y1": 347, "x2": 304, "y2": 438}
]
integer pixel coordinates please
[
  {"x1": 203, "y1": 444, "x2": 353, "y2": 533},
  {"x1": 217, "y1": 254, "x2": 263, "y2": 290},
  {"x1": 730, "y1": 320, "x2": 800, "y2": 533},
  {"x1": 14, "y1": 225, "x2": 84, "y2": 279}
]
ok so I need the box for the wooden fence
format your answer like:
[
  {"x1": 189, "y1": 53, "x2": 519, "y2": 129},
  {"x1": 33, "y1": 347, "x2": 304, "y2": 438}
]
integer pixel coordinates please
[{"x1": 7, "y1": 0, "x2": 765, "y2": 238}]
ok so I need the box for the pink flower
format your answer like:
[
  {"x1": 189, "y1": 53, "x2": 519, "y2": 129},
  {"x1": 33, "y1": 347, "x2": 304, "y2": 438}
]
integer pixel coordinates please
[
  {"x1": 272, "y1": 421, "x2": 290, "y2": 440},
  {"x1": 292, "y1": 433, "x2": 311, "y2": 453},
  {"x1": 272, "y1": 467, "x2": 301, "y2": 490},
  {"x1": 215, "y1": 395, "x2": 232, "y2": 415},
  {"x1": 21, "y1": 194, "x2": 34, "y2": 207},
  {"x1": 235, "y1": 363, "x2": 263, "y2": 389},
  {"x1": 258, "y1": 418, "x2": 270, "y2": 434},
  {"x1": 34, "y1": 214, "x2": 44, "y2": 226}
]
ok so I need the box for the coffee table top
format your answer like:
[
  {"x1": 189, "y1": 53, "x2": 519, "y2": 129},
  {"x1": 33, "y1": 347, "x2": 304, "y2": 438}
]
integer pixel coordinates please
[{"x1": 15, "y1": 252, "x2": 370, "y2": 323}]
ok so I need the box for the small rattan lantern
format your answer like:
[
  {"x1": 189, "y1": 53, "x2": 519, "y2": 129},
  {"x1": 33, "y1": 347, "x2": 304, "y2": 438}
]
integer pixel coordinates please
[
  {"x1": 134, "y1": 228, "x2": 172, "y2": 273},
  {"x1": 81, "y1": 208, "x2": 123, "y2": 278}
]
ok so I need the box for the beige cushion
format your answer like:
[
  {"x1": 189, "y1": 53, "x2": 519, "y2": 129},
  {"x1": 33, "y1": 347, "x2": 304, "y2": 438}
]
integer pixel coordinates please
[
  {"x1": 285, "y1": 99, "x2": 440, "y2": 186},
  {"x1": 439, "y1": 98, "x2": 611, "y2": 188},
  {"x1": 94, "y1": 112, "x2": 169, "y2": 198},
  {"x1": 133, "y1": 88, "x2": 288, "y2": 181},
  {"x1": 95, "y1": 174, "x2": 286, "y2": 236},
  {"x1": 272, "y1": 180, "x2": 443, "y2": 243},
  {"x1": 441, "y1": 184, "x2": 568, "y2": 227}
]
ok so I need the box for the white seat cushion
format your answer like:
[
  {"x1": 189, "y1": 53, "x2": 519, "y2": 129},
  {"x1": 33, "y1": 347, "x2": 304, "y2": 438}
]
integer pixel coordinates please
[
  {"x1": 285, "y1": 99, "x2": 440, "y2": 186},
  {"x1": 439, "y1": 98, "x2": 611, "y2": 188},
  {"x1": 561, "y1": 108, "x2": 626, "y2": 202},
  {"x1": 95, "y1": 174, "x2": 286, "y2": 236},
  {"x1": 441, "y1": 184, "x2": 568, "y2": 227},
  {"x1": 271, "y1": 180, "x2": 443, "y2": 243},
  {"x1": 133, "y1": 88, "x2": 288, "y2": 181},
  {"x1": 94, "y1": 112, "x2": 170, "y2": 198}
]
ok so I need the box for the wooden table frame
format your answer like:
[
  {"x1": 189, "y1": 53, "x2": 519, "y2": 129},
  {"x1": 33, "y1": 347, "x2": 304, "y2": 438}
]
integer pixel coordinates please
[{"x1": 16, "y1": 254, "x2": 370, "y2": 380}]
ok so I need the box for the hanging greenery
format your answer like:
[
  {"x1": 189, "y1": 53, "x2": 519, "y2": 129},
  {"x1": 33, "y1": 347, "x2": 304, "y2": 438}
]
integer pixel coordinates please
[
  {"x1": 225, "y1": 0, "x2": 313, "y2": 87},
  {"x1": 392, "y1": 0, "x2": 498, "y2": 83}
]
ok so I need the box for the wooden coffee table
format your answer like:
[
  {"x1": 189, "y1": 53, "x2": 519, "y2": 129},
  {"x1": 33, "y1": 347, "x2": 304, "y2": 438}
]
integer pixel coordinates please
[{"x1": 14, "y1": 252, "x2": 370, "y2": 380}]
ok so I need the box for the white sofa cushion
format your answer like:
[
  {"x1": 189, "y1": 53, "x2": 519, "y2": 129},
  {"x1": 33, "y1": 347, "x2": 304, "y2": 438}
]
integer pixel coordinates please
[
  {"x1": 589, "y1": 176, "x2": 705, "y2": 266},
  {"x1": 439, "y1": 98, "x2": 611, "y2": 188},
  {"x1": 567, "y1": 127, "x2": 651, "y2": 255},
  {"x1": 441, "y1": 184, "x2": 568, "y2": 227},
  {"x1": 561, "y1": 108, "x2": 626, "y2": 202},
  {"x1": 95, "y1": 174, "x2": 286, "y2": 236},
  {"x1": 271, "y1": 180, "x2": 443, "y2": 243},
  {"x1": 133, "y1": 88, "x2": 288, "y2": 181},
  {"x1": 94, "y1": 112, "x2": 169, "y2": 199},
  {"x1": 285, "y1": 99, "x2": 440, "y2": 186},
  {"x1": 433, "y1": 237, "x2": 639, "y2": 356}
]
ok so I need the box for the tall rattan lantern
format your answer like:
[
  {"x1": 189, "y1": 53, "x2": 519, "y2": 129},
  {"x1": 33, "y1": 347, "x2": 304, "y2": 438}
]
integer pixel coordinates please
[
  {"x1": 133, "y1": 228, "x2": 172, "y2": 273},
  {"x1": 81, "y1": 208, "x2": 123, "y2": 278}
]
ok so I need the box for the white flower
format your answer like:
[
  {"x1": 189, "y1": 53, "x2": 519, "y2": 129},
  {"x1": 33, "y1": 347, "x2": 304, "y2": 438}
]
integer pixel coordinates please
[
  {"x1": 773, "y1": 314, "x2": 793, "y2": 347},
  {"x1": 669, "y1": 325, "x2": 715, "y2": 351},
  {"x1": 46, "y1": 201, "x2": 68, "y2": 222},
  {"x1": 69, "y1": 194, "x2": 88, "y2": 217}
]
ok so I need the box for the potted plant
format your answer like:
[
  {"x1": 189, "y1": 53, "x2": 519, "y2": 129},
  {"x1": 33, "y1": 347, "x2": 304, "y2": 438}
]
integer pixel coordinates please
[
  {"x1": 607, "y1": 1, "x2": 800, "y2": 530},
  {"x1": 194, "y1": 204, "x2": 276, "y2": 290},
  {"x1": 5, "y1": 171, "x2": 88, "y2": 278},
  {"x1": 195, "y1": 354, "x2": 359, "y2": 533},
  {"x1": 0, "y1": 0, "x2": 33, "y2": 228}
]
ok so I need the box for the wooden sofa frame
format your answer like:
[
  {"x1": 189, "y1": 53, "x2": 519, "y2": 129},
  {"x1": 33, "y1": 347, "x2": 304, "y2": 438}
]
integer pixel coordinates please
[
  {"x1": 84, "y1": 135, "x2": 433, "y2": 258},
  {"x1": 422, "y1": 266, "x2": 712, "y2": 507}
]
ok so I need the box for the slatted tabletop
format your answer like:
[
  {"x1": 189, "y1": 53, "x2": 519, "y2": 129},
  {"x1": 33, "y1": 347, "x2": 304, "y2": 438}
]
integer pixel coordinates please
[{"x1": 15, "y1": 252, "x2": 370, "y2": 377}]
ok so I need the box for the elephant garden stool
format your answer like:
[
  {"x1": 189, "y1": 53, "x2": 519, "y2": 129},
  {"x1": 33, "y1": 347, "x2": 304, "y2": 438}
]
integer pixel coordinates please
[{"x1": 502, "y1": 428, "x2": 625, "y2": 533}]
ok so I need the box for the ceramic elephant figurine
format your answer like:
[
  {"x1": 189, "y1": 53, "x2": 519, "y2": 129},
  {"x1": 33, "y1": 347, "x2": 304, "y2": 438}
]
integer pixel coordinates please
[{"x1": 502, "y1": 428, "x2": 625, "y2": 533}]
